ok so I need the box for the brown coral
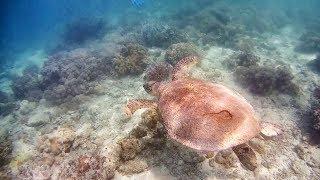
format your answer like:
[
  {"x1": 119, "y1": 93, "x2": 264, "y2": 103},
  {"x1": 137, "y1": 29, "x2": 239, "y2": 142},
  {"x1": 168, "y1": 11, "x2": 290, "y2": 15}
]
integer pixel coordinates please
[
  {"x1": 113, "y1": 43, "x2": 148, "y2": 76},
  {"x1": 165, "y1": 43, "x2": 201, "y2": 65}
]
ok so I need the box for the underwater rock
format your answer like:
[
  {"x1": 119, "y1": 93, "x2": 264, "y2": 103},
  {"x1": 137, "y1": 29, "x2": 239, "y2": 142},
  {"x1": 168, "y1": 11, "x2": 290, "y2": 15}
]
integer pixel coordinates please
[
  {"x1": 226, "y1": 51, "x2": 260, "y2": 70},
  {"x1": 41, "y1": 48, "x2": 114, "y2": 104},
  {"x1": 165, "y1": 43, "x2": 201, "y2": 65},
  {"x1": 18, "y1": 100, "x2": 37, "y2": 115},
  {"x1": 62, "y1": 18, "x2": 106, "y2": 46},
  {"x1": 295, "y1": 31, "x2": 320, "y2": 53},
  {"x1": 117, "y1": 159, "x2": 148, "y2": 175},
  {"x1": 38, "y1": 127, "x2": 76, "y2": 155},
  {"x1": 235, "y1": 65, "x2": 299, "y2": 95},
  {"x1": 144, "y1": 62, "x2": 173, "y2": 83},
  {"x1": 0, "y1": 172, "x2": 10, "y2": 180},
  {"x1": 113, "y1": 43, "x2": 148, "y2": 76},
  {"x1": 142, "y1": 23, "x2": 187, "y2": 48},
  {"x1": 140, "y1": 108, "x2": 160, "y2": 130},
  {"x1": 118, "y1": 137, "x2": 144, "y2": 161},
  {"x1": 232, "y1": 144, "x2": 257, "y2": 171},
  {"x1": 0, "y1": 129, "x2": 13, "y2": 167},
  {"x1": 11, "y1": 65, "x2": 43, "y2": 102}
]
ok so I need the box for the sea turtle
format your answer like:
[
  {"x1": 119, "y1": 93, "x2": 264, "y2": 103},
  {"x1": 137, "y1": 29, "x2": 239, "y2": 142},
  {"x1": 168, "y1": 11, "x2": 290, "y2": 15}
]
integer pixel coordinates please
[{"x1": 125, "y1": 56, "x2": 282, "y2": 170}]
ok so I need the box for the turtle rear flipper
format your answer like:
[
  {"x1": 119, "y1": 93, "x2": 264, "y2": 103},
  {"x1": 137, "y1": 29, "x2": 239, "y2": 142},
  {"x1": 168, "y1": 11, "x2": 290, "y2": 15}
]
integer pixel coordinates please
[
  {"x1": 172, "y1": 56, "x2": 200, "y2": 80},
  {"x1": 260, "y1": 122, "x2": 283, "y2": 138},
  {"x1": 232, "y1": 143, "x2": 257, "y2": 171},
  {"x1": 124, "y1": 99, "x2": 157, "y2": 117}
]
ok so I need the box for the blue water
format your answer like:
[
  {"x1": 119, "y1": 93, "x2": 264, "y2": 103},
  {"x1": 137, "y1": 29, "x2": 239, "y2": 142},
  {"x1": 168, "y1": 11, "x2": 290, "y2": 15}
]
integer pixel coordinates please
[{"x1": 1, "y1": 0, "x2": 319, "y2": 55}]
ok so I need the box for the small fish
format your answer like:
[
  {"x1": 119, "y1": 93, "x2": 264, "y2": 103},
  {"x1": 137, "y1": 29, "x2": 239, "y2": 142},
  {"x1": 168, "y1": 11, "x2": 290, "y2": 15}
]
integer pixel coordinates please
[{"x1": 131, "y1": 0, "x2": 144, "y2": 7}]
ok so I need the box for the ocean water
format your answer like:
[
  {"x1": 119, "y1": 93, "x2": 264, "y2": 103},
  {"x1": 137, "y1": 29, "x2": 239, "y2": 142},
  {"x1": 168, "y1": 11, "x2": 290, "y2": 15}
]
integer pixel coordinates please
[{"x1": 1, "y1": 0, "x2": 320, "y2": 179}]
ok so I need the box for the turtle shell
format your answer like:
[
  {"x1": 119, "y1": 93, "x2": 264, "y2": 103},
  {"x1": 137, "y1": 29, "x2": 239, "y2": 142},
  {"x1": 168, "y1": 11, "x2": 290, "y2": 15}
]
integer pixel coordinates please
[{"x1": 158, "y1": 78, "x2": 261, "y2": 152}]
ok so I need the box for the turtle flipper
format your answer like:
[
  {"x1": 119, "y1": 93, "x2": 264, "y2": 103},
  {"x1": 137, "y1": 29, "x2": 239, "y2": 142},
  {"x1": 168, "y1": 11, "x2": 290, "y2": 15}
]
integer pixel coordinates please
[
  {"x1": 232, "y1": 143, "x2": 257, "y2": 171},
  {"x1": 172, "y1": 56, "x2": 200, "y2": 80},
  {"x1": 124, "y1": 99, "x2": 157, "y2": 117},
  {"x1": 260, "y1": 122, "x2": 283, "y2": 138}
]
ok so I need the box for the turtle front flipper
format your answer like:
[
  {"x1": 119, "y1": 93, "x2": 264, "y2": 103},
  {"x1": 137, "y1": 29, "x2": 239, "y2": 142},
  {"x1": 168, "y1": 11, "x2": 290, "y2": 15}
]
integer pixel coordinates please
[
  {"x1": 260, "y1": 122, "x2": 283, "y2": 138},
  {"x1": 172, "y1": 56, "x2": 200, "y2": 80},
  {"x1": 124, "y1": 99, "x2": 157, "y2": 117}
]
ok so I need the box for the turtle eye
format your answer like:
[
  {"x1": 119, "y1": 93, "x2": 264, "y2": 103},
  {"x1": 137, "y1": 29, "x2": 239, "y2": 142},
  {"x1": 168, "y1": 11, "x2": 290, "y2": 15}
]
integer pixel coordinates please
[{"x1": 143, "y1": 82, "x2": 152, "y2": 93}]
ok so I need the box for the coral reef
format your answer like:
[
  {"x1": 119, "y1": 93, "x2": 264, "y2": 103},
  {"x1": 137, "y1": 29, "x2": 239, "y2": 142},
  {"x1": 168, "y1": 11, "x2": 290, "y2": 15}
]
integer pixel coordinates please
[
  {"x1": 142, "y1": 23, "x2": 187, "y2": 48},
  {"x1": 0, "y1": 91, "x2": 9, "y2": 103},
  {"x1": 113, "y1": 43, "x2": 148, "y2": 76},
  {"x1": 307, "y1": 54, "x2": 320, "y2": 73},
  {"x1": 0, "y1": 129, "x2": 13, "y2": 168},
  {"x1": 10, "y1": 65, "x2": 43, "y2": 101},
  {"x1": 313, "y1": 108, "x2": 320, "y2": 131},
  {"x1": 314, "y1": 86, "x2": 320, "y2": 101},
  {"x1": 225, "y1": 51, "x2": 260, "y2": 70},
  {"x1": 62, "y1": 18, "x2": 106, "y2": 46},
  {"x1": 165, "y1": 43, "x2": 201, "y2": 65},
  {"x1": 295, "y1": 31, "x2": 320, "y2": 53},
  {"x1": 311, "y1": 87, "x2": 320, "y2": 132},
  {"x1": 189, "y1": 9, "x2": 243, "y2": 48},
  {"x1": 0, "y1": 91, "x2": 16, "y2": 117},
  {"x1": 0, "y1": 102, "x2": 16, "y2": 117},
  {"x1": 144, "y1": 62, "x2": 173, "y2": 82},
  {"x1": 235, "y1": 65, "x2": 299, "y2": 95},
  {"x1": 192, "y1": 10, "x2": 229, "y2": 34},
  {"x1": 41, "y1": 48, "x2": 114, "y2": 104}
]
